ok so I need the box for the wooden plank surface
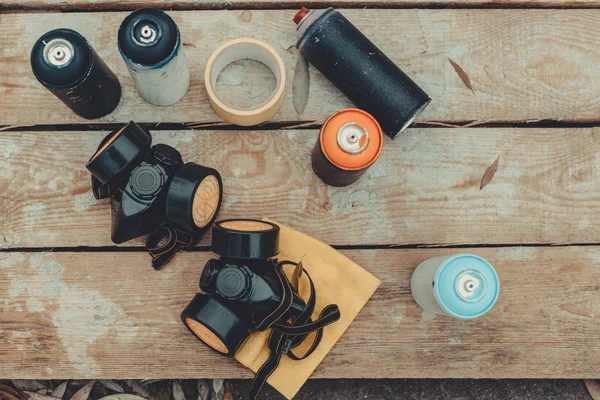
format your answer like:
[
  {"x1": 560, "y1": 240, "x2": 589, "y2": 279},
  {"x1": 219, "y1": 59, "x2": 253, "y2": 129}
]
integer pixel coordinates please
[
  {"x1": 2, "y1": 0, "x2": 600, "y2": 10},
  {"x1": 2, "y1": 0, "x2": 599, "y2": 384},
  {"x1": 2, "y1": 247, "x2": 600, "y2": 378},
  {"x1": 3, "y1": 128, "x2": 600, "y2": 248},
  {"x1": 2, "y1": 10, "x2": 600, "y2": 126}
]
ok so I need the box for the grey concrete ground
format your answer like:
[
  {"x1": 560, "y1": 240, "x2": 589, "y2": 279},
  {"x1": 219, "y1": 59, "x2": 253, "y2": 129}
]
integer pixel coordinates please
[{"x1": 230, "y1": 379, "x2": 591, "y2": 399}]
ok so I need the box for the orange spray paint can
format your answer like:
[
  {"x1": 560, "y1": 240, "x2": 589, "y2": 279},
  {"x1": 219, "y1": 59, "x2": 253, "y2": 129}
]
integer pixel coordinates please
[{"x1": 311, "y1": 108, "x2": 383, "y2": 187}]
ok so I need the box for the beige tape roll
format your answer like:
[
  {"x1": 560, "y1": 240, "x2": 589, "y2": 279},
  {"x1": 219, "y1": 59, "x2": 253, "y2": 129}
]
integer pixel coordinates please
[{"x1": 205, "y1": 38, "x2": 286, "y2": 126}]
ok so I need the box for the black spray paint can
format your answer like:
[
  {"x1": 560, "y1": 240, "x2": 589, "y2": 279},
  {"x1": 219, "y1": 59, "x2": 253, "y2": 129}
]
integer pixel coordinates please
[
  {"x1": 118, "y1": 8, "x2": 190, "y2": 106},
  {"x1": 294, "y1": 7, "x2": 431, "y2": 139},
  {"x1": 30, "y1": 29, "x2": 121, "y2": 119}
]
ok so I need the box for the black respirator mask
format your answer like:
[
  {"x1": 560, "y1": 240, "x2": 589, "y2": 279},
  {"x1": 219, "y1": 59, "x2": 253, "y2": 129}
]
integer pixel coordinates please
[
  {"x1": 86, "y1": 121, "x2": 223, "y2": 270},
  {"x1": 181, "y1": 219, "x2": 341, "y2": 400}
]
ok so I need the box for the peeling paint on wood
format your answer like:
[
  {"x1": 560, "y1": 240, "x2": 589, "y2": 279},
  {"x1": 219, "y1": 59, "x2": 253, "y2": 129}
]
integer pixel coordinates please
[
  {"x1": 2, "y1": 129, "x2": 600, "y2": 248},
  {"x1": 2, "y1": 10, "x2": 600, "y2": 124},
  {"x1": 1, "y1": 253, "x2": 140, "y2": 375},
  {"x1": 1, "y1": 248, "x2": 600, "y2": 378}
]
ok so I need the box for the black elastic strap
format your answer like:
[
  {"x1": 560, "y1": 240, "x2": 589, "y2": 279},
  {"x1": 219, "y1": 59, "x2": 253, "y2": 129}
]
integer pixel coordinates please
[
  {"x1": 254, "y1": 261, "x2": 295, "y2": 331},
  {"x1": 248, "y1": 329, "x2": 286, "y2": 400},
  {"x1": 276, "y1": 260, "x2": 315, "y2": 348},
  {"x1": 272, "y1": 303, "x2": 340, "y2": 336},
  {"x1": 91, "y1": 176, "x2": 111, "y2": 200},
  {"x1": 286, "y1": 304, "x2": 340, "y2": 361},
  {"x1": 90, "y1": 133, "x2": 113, "y2": 200},
  {"x1": 249, "y1": 262, "x2": 341, "y2": 400},
  {"x1": 272, "y1": 268, "x2": 340, "y2": 359},
  {"x1": 145, "y1": 224, "x2": 194, "y2": 270}
]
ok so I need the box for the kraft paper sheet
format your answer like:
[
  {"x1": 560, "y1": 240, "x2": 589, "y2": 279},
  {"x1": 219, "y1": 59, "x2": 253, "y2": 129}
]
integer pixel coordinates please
[{"x1": 234, "y1": 219, "x2": 381, "y2": 399}]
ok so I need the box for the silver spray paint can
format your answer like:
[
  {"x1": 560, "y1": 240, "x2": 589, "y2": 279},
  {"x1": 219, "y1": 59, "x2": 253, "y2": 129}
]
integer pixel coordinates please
[{"x1": 118, "y1": 8, "x2": 190, "y2": 106}]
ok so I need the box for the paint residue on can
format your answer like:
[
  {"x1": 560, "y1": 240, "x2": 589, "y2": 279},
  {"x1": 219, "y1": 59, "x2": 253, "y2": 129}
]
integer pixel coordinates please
[
  {"x1": 30, "y1": 29, "x2": 121, "y2": 119},
  {"x1": 118, "y1": 8, "x2": 190, "y2": 106},
  {"x1": 294, "y1": 7, "x2": 431, "y2": 139}
]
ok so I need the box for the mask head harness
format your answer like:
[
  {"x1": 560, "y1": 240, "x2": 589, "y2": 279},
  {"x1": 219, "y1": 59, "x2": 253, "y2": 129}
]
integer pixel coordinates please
[
  {"x1": 86, "y1": 121, "x2": 223, "y2": 270},
  {"x1": 181, "y1": 219, "x2": 341, "y2": 400}
]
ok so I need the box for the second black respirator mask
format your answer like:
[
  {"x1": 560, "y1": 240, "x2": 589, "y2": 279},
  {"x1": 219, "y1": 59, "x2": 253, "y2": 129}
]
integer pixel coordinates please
[{"x1": 86, "y1": 121, "x2": 223, "y2": 269}]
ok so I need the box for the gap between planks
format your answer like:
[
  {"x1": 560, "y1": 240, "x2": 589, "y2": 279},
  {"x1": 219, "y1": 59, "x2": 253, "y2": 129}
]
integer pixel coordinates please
[
  {"x1": 3, "y1": 119, "x2": 600, "y2": 133},
  {"x1": 5, "y1": 242, "x2": 600, "y2": 253},
  {"x1": 3, "y1": 1, "x2": 600, "y2": 12}
]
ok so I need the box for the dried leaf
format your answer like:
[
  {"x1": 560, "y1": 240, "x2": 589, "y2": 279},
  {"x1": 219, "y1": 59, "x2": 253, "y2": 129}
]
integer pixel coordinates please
[
  {"x1": 182, "y1": 39, "x2": 196, "y2": 48},
  {"x1": 585, "y1": 380, "x2": 600, "y2": 400},
  {"x1": 184, "y1": 121, "x2": 230, "y2": 129},
  {"x1": 127, "y1": 381, "x2": 150, "y2": 399},
  {"x1": 99, "y1": 381, "x2": 124, "y2": 394},
  {"x1": 97, "y1": 395, "x2": 147, "y2": 400},
  {"x1": 36, "y1": 391, "x2": 48, "y2": 396},
  {"x1": 197, "y1": 380, "x2": 210, "y2": 400},
  {"x1": 222, "y1": 384, "x2": 232, "y2": 400},
  {"x1": 24, "y1": 392, "x2": 59, "y2": 400},
  {"x1": 171, "y1": 382, "x2": 185, "y2": 400},
  {"x1": 69, "y1": 381, "x2": 89, "y2": 387},
  {"x1": 0, "y1": 384, "x2": 26, "y2": 400},
  {"x1": 140, "y1": 380, "x2": 164, "y2": 386},
  {"x1": 0, "y1": 125, "x2": 27, "y2": 132},
  {"x1": 210, "y1": 380, "x2": 223, "y2": 400},
  {"x1": 292, "y1": 54, "x2": 310, "y2": 115},
  {"x1": 291, "y1": 257, "x2": 305, "y2": 292},
  {"x1": 51, "y1": 382, "x2": 67, "y2": 399},
  {"x1": 12, "y1": 382, "x2": 45, "y2": 393},
  {"x1": 480, "y1": 155, "x2": 500, "y2": 190},
  {"x1": 421, "y1": 121, "x2": 464, "y2": 128},
  {"x1": 151, "y1": 386, "x2": 169, "y2": 400},
  {"x1": 210, "y1": 381, "x2": 223, "y2": 396},
  {"x1": 70, "y1": 381, "x2": 95, "y2": 400},
  {"x1": 448, "y1": 58, "x2": 474, "y2": 93},
  {"x1": 281, "y1": 120, "x2": 318, "y2": 130}
]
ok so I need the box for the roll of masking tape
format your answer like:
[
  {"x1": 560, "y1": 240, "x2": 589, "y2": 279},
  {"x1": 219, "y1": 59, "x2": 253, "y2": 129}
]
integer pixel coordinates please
[{"x1": 205, "y1": 38, "x2": 286, "y2": 126}]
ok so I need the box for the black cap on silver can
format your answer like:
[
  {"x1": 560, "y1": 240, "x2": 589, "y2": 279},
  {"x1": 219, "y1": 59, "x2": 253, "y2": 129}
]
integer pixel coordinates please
[{"x1": 117, "y1": 8, "x2": 190, "y2": 106}]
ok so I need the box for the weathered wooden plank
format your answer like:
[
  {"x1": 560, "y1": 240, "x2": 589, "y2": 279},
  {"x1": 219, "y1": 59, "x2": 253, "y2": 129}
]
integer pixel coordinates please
[
  {"x1": 2, "y1": 10, "x2": 600, "y2": 126},
  {"x1": 2, "y1": 0, "x2": 599, "y2": 11},
  {"x1": 1, "y1": 247, "x2": 599, "y2": 378},
  {"x1": 2, "y1": 128, "x2": 600, "y2": 248}
]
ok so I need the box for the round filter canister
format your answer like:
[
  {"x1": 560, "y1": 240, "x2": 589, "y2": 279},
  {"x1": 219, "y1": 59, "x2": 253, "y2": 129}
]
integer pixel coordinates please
[
  {"x1": 411, "y1": 254, "x2": 500, "y2": 320},
  {"x1": 165, "y1": 163, "x2": 223, "y2": 234},
  {"x1": 312, "y1": 108, "x2": 383, "y2": 187},
  {"x1": 211, "y1": 219, "x2": 280, "y2": 260},
  {"x1": 181, "y1": 293, "x2": 250, "y2": 357}
]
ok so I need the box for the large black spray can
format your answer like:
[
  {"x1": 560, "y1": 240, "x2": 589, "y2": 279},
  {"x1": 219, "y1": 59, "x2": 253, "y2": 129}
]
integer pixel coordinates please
[
  {"x1": 294, "y1": 8, "x2": 431, "y2": 139},
  {"x1": 30, "y1": 29, "x2": 121, "y2": 119}
]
